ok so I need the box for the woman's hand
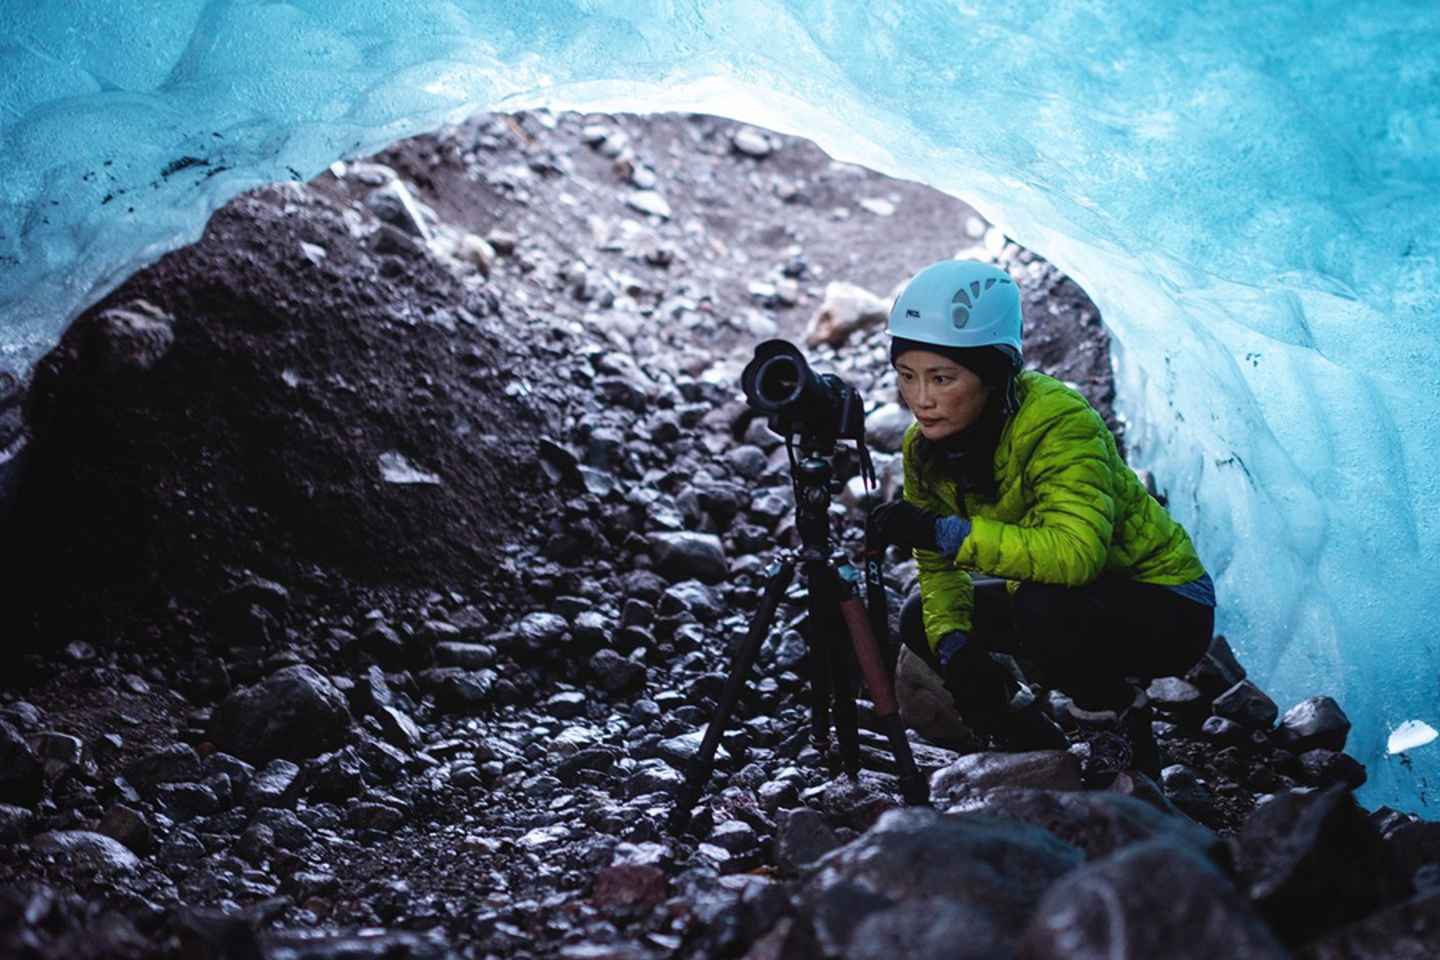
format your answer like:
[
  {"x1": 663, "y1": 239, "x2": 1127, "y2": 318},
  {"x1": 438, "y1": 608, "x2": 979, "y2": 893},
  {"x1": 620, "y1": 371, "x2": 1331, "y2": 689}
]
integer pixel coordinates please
[{"x1": 870, "y1": 499, "x2": 941, "y2": 552}]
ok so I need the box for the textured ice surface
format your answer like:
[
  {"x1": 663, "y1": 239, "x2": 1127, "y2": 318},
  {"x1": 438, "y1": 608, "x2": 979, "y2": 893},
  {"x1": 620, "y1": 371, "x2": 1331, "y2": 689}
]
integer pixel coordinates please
[{"x1": 2, "y1": 2, "x2": 1439, "y2": 807}]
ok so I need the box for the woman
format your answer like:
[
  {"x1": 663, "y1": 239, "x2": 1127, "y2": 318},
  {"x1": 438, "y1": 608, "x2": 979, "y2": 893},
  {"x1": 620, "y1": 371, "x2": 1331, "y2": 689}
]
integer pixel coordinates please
[{"x1": 870, "y1": 259, "x2": 1216, "y2": 781}]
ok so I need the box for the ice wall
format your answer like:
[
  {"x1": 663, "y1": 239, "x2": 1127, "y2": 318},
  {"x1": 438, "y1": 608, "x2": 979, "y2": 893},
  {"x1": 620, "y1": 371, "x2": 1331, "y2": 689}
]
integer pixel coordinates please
[{"x1": 2, "y1": 1, "x2": 1438, "y2": 807}]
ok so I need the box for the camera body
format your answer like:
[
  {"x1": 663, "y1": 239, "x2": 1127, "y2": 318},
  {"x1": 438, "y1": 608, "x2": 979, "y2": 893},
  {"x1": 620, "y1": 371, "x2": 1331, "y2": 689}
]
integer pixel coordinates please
[{"x1": 740, "y1": 339, "x2": 865, "y2": 449}]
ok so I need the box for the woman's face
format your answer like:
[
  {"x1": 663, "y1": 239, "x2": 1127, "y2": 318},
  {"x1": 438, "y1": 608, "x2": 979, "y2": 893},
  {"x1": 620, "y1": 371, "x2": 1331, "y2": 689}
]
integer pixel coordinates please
[{"x1": 895, "y1": 349, "x2": 990, "y2": 442}]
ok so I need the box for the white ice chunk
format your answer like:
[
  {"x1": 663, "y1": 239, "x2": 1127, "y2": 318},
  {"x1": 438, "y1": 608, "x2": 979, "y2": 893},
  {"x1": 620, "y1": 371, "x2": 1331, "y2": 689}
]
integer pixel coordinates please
[{"x1": 1388, "y1": 721, "x2": 1439, "y2": 756}]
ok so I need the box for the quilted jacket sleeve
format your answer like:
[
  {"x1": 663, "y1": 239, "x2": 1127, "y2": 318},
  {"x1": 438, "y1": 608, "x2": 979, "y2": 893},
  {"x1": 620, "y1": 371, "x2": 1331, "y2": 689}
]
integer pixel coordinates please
[
  {"x1": 955, "y1": 394, "x2": 1116, "y2": 586},
  {"x1": 902, "y1": 427, "x2": 974, "y2": 652}
]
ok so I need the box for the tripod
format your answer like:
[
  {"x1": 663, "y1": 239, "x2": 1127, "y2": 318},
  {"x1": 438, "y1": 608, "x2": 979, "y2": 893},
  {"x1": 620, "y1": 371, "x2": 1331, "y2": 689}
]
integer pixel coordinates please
[{"x1": 667, "y1": 438, "x2": 930, "y2": 834}]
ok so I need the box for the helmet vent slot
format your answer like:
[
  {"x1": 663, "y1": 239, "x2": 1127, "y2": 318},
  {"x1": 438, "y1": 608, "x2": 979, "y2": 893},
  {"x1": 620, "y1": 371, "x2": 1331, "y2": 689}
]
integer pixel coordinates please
[
  {"x1": 951, "y1": 306, "x2": 970, "y2": 329},
  {"x1": 970, "y1": 280, "x2": 982, "y2": 298},
  {"x1": 984, "y1": 278, "x2": 996, "y2": 290},
  {"x1": 952, "y1": 288, "x2": 972, "y2": 308}
]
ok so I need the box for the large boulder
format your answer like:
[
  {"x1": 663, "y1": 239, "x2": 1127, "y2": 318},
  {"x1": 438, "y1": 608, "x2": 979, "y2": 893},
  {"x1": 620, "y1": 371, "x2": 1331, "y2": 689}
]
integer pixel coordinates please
[
  {"x1": 31, "y1": 830, "x2": 141, "y2": 874},
  {"x1": 208, "y1": 665, "x2": 352, "y2": 763},
  {"x1": 802, "y1": 806, "x2": 1082, "y2": 956},
  {"x1": 945, "y1": 787, "x2": 1224, "y2": 864},
  {"x1": 1235, "y1": 785, "x2": 1411, "y2": 945},
  {"x1": 1019, "y1": 839, "x2": 1288, "y2": 959}
]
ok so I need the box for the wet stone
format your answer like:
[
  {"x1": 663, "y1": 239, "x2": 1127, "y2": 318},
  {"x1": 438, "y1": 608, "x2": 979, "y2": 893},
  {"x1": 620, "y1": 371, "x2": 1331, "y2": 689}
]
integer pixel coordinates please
[
  {"x1": 209, "y1": 665, "x2": 353, "y2": 763},
  {"x1": 346, "y1": 802, "x2": 406, "y2": 831},
  {"x1": 1185, "y1": 635, "x2": 1247, "y2": 696},
  {"x1": 376, "y1": 705, "x2": 422, "y2": 750},
  {"x1": 1212, "y1": 680, "x2": 1279, "y2": 730},
  {"x1": 546, "y1": 690, "x2": 588, "y2": 719},
  {"x1": 776, "y1": 807, "x2": 841, "y2": 872},
  {"x1": 648, "y1": 532, "x2": 727, "y2": 583},
  {"x1": 930, "y1": 750, "x2": 1082, "y2": 803},
  {"x1": 1019, "y1": 839, "x2": 1288, "y2": 959},
  {"x1": 28, "y1": 731, "x2": 83, "y2": 770},
  {"x1": 432, "y1": 641, "x2": 495, "y2": 673},
  {"x1": 246, "y1": 759, "x2": 301, "y2": 808},
  {"x1": 590, "y1": 649, "x2": 647, "y2": 697},
  {"x1": 123, "y1": 742, "x2": 201, "y2": 792},
  {"x1": 625, "y1": 761, "x2": 684, "y2": 798},
  {"x1": 419, "y1": 667, "x2": 497, "y2": 713},
  {"x1": 1274, "y1": 696, "x2": 1351, "y2": 754},
  {"x1": 0, "y1": 804, "x2": 34, "y2": 842},
  {"x1": 1146, "y1": 676, "x2": 1208, "y2": 722},
  {"x1": 156, "y1": 781, "x2": 222, "y2": 819},
  {"x1": 1297, "y1": 749, "x2": 1367, "y2": 789},
  {"x1": 1201, "y1": 715, "x2": 1250, "y2": 747},
  {"x1": 98, "y1": 803, "x2": 152, "y2": 854},
  {"x1": 32, "y1": 830, "x2": 140, "y2": 874}
]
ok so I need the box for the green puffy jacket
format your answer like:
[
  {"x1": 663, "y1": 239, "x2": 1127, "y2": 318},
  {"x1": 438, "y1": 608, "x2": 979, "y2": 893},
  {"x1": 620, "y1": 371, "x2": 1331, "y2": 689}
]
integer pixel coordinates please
[{"x1": 903, "y1": 371, "x2": 1206, "y2": 654}]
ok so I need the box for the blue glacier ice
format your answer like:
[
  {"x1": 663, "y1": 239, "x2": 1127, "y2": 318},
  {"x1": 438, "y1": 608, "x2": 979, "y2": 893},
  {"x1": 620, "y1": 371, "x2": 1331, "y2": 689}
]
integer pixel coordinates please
[{"x1": 2, "y1": 1, "x2": 1438, "y2": 808}]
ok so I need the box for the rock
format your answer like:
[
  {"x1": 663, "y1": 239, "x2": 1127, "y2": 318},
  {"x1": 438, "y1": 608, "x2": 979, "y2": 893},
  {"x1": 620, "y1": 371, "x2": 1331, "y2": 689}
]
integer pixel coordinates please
[
  {"x1": 512, "y1": 612, "x2": 570, "y2": 655},
  {"x1": 434, "y1": 641, "x2": 496, "y2": 669},
  {"x1": 710, "y1": 819, "x2": 760, "y2": 856},
  {"x1": 657, "y1": 730, "x2": 728, "y2": 768},
  {"x1": 1296, "y1": 749, "x2": 1367, "y2": 789},
  {"x1": 28, "y1": 731, "x2": 83, "y2": 772},
  {"x1": 1185, "y1": 635, "x2": 1246, "y2": 696},
  {"x1": 1146, "y1": 676, "x2": 1208, "y2": 722},
  {"x1": 1212, "y1": 680, "x2": 1279, "y2": 730},
  {"x1": 590, "y1": 649, "x2": 647, "y2": 697},
  {"x1": 357, "y1": 621, "x2": 413, "y2": 669},
  {"x1": 627, "y1": 190, "x2": 672, "y2": 219},
  {"x1": 31, "y1": 830, "x2": 140, "y2": 874},
  {"x1": 659, "y1": 580, "x2": 721, "y2": 620},
  {"x1": 864, "y1": 404, "x2": 912, "y2": 453},
  {"x1": 802, "y1": 807, "x2": 1082, "y2": 956},
  {"x1": 1298, "y1": 888, "x2": 1440, "y2": 960},
  {"x1": 545, "y1": 691, "x2": 588, "y2": 719},
  {"x1": 648, "y1": 532, "x2": 728, "y2": 583},
  {"x1": 85, "y1": 300, "x2": 176, "y2": 375},
  {"x1": 1274, "y1": 696, "x2": 1351, "y2": 754},
  {"x1": 123, "y1": 743, "x2": 202, "y2": 792},
  {"x1": 944, "y1": 787, "x2": 1223, "y2": 863},
  {"x1": 930, "y1": 751, "x2": 1082, "y2": 803},
  {"x1": 0, "y1": 719, "x2": 44, "y2": 806},
  {"x1": 346, "y1": 801, "x2": 406, "y2": 831},
  {"x1": 775, "y1": 807, "x2": 841, "y2": 871},
  {"x1": 246, "y1": 759, "x2": 301, "y2": 808},
  {"x1": 731, "y1": 127, "x2": 774, "y2": 157},
  {"x1": 352, "y1": 664, "x2": 394, "y2": 714},
  {"x1": 593, "y1": 863, "x2": 670, "y2": 909},
  {"x1": 155, "y1": 781, "x2": 221, "y2": 819},
  {"x1": 1200, "y1": 715, "x2": 1250, "y2": 747},
  {"x1": 1235, "y1": 784, "x2": 1408, "y2": 944},
  {"x1": 625, "y1": 761, "x2": 684, "y2": 798},
  {"x1": 1019, "y1": 839, "x2": 1288, "y2": 959},
  {"x1": 209, "y1": 665, "x2": 352, "y2": 763},
  {"x1": 724, "y1": 445, "x2": 769, "y2": 479},
  {"x1": 802, "y1": 281, "x2": 890, "y2": 348},
  {"x1": 1159, "y1": 764, "x2": 1215, "y2": 821},
  {"x1": 418, "y1": 667, "x2": 496, "y2": 713},
  {"x1": 0, "y1": 804, "x2": 34, "y2": 842},
  {"x1": 98, "y1": 804, "x2": 153, "y2": 854},
  {"x1": 365, "y1": 179, "x2": 431, "y2": 240}
]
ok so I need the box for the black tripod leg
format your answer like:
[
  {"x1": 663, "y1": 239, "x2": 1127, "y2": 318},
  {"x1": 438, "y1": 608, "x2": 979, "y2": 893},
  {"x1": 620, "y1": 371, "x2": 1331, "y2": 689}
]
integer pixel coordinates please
[
  {"x1": 802, "y1": 557, "x2": 836, "y2": 761},
  {"x1": 667, "y1": 557, "x2": 796, "y2": 834},
  {"x1": 807, "y1": 559, "x2": 860, "y2": 778},
  {"x1": 839, "y1": 596, "x2": 931, "y2": 806}
]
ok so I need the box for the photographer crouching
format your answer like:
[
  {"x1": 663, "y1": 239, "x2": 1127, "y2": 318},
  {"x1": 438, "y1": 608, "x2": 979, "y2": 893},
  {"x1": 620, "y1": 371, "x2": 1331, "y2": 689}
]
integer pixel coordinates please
[{"x1": 868, "y1": 260, "x2": 1217, "y2": 786}]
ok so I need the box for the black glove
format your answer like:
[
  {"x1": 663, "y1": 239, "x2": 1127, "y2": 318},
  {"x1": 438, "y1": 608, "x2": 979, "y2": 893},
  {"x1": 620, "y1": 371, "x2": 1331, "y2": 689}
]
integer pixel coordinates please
[
  {"x1": 938, "y1": 632, "x2": 1014, "y2": 727},
  {"x1": 870, "y1": 499, "x2": 940, "y2": 553}
]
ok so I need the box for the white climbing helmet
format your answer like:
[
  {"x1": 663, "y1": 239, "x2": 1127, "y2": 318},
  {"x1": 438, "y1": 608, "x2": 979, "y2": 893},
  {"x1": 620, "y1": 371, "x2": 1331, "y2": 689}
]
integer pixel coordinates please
[{"x1": 888, "y1": 259, "x2": 1023, "y2": 366}]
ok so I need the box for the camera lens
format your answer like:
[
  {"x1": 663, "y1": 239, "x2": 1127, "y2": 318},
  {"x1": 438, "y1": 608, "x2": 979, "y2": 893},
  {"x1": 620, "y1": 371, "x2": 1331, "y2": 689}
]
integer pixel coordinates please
[{"x1": 754, "y1": 354, "x2": 804, "y2": 408}]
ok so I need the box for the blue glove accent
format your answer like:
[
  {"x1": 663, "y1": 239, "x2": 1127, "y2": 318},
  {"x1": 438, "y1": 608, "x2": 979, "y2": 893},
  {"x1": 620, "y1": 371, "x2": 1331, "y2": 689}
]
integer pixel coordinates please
[
  {"x1": 936, "y1": 630, "x2": 971, "y2": 669},
  {"x1": 933, "y1": 516, "x2": 972, "y2": 557}
]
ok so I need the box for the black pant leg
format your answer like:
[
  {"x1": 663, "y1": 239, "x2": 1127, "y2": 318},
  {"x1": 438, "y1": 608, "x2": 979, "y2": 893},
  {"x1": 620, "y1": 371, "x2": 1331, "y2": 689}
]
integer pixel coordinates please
[
  {"x1": 1011, "y1": 575, "x2": 1214, "y2": 709},
  {"x1": 899, "y1": 578, "x2": 1018, "y2": 675}
]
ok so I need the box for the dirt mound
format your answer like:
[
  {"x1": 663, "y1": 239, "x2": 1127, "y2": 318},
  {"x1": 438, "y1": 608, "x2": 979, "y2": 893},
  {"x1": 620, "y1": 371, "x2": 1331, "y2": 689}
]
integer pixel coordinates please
[{"x1": 7, "y1": 180, "x2": 560, "y2": 642}]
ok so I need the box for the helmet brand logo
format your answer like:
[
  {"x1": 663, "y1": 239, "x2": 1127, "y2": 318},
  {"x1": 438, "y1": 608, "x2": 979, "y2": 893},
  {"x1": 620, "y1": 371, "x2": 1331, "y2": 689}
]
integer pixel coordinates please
[{"x1": 905, "y1": 309, "x2": 921, "y2": 318}]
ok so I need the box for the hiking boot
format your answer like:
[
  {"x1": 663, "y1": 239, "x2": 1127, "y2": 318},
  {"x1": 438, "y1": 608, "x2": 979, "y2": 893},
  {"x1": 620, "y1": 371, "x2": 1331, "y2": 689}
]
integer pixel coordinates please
[{"x1": 1069, "y1": 685, "x2": 1159, "y2": 785}]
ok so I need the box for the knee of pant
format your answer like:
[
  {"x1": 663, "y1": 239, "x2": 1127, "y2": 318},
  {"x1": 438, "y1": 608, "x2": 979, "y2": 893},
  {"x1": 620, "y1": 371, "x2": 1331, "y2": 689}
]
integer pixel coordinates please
[{"x1": 899, "y1": 591, "x2": 928, "y2": 658}]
